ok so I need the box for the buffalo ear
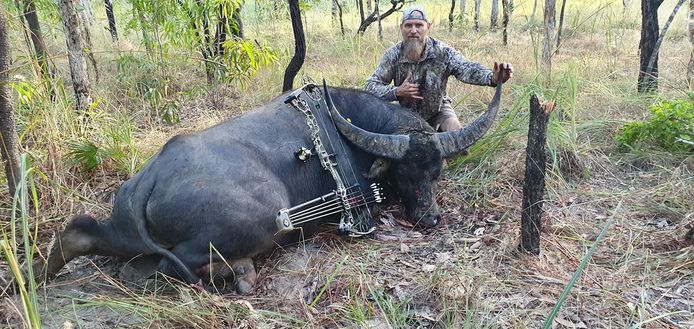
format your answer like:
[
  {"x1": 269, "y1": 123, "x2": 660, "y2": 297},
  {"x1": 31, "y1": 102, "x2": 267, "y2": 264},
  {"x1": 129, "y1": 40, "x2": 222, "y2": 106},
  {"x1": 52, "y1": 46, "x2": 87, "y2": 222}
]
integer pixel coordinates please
[{"x1": 364, "y1": 158, "x2": 391, "y2": 180}]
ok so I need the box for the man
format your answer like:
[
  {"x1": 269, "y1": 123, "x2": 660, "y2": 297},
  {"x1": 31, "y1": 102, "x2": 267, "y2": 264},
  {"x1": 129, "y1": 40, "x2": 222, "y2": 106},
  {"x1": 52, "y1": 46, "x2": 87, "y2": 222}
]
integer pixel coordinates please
[{"x1": 364, "y1": 6, "x2": 513, "y2": 132}]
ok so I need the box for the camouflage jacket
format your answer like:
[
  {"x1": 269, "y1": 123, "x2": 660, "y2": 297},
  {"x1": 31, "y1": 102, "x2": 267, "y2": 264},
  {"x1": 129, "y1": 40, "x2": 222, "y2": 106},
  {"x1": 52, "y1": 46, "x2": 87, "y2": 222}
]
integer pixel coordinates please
[{"x1": 364, "y1": 37, "x2": 493, "y2": 121}]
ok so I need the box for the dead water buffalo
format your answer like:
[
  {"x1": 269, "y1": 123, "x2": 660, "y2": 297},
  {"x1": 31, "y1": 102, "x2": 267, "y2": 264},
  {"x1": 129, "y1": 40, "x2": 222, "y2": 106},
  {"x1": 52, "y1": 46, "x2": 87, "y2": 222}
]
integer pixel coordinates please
[{"x1": 39, "y1": 80, "x2": 503, "y2": 293}]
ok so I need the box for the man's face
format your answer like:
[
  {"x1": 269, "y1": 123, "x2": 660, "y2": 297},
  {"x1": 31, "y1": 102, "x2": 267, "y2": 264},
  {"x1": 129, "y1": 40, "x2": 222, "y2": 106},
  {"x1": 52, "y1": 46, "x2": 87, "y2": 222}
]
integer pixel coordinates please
[{"x1": 400, "y1": 18, "x2": 431, "y2": 42}]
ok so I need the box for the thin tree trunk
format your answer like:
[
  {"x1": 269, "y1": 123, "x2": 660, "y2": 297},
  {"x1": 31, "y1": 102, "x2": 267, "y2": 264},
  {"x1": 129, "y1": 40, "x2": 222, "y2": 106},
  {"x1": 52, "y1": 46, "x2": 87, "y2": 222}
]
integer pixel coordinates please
[
  {"x1": 22, "y1": 1, "x2": 49, "y2": 76},
  {"x1": 449, "y1": 0, "x2": 456, "y2": 32},
  {"x1": 104, "y1": 0, "x2": 118, "y2": 41},
  {"x1": 333, "y1": 0, "x2": 345, "y2": 36},
  {"x1": 645, "y1": 0, "x2": 687, "y2": 80},
  {"x1": 58, "y1": 0, "x2": 92, "y2": 113},
  {"x1": 77, "y1": 0, "x2": 98, "y2": 82},
  {"x1": 460, "y1": 0, "x2": 467, "y2": 24},
  {"x1": 491, "y1": 0, "x2": 499, "y2": 30},
  {"x1": 358, "y1": 0, "x2": 365, "y2": 23},
  {"x1": 376, "y1": 0, "x2": 382, "y2": 40},
  {"x1": 556, "y1": 0, "x2": 568, "y2": 52},
  {"x1": 502, "y1": 0, "x2": 510, "y2": 45},
  {"x1": 519, "y1": 95, "x2": 554, "y2": 255},
  {"x1": 473, "y1": 0, "x2": 481, "y2": 32},
  {"x1": 542, "y1": 0, "x2": 557, "y2": 65},
  {"x1": 232, "y1": 5, "x2": 244, "y2": 38},
  {"x1": 283, "y1": 0, "x2": 305, "y2": 92},
  {"x1": 688, "y1": 0, "x2": 693, "y2": 89},
  {"x1": 638, "y1": 0, "x2": 664, "y2": 93},
  {"x1": 0, "y1": 6, "x2": 21, "y2": 198},
  {"x1": 531, "y1": 0, "x2": 538, "y2": 22}
]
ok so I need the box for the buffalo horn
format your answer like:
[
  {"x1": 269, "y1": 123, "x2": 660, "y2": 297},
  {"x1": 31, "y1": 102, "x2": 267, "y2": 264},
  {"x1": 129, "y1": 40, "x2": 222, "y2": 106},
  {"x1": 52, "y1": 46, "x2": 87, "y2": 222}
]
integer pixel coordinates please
[
  {"x1": 436, "y1": 75, "x2": 504, "y2": 158},
  {"x1": 323, "y1": 82, "x2": 410, "y2": 159}
]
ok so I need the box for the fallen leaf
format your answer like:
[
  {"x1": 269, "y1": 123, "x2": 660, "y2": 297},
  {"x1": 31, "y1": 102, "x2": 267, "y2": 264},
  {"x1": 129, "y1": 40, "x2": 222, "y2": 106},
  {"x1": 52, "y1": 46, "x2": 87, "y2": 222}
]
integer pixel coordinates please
[{"x1": 400, "y1": 243, "x2": 410, "y2": 253}]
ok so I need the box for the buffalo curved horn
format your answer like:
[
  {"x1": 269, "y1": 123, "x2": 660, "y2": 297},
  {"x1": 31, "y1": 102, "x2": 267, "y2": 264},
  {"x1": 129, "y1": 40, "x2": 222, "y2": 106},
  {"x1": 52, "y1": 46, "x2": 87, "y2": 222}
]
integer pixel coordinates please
[
  {"x1": 323, "y1": 82, "x2": 410, "y2": 159},
  {"x1": 436, "y1": 71, "x2": 504, "y2": 158}
]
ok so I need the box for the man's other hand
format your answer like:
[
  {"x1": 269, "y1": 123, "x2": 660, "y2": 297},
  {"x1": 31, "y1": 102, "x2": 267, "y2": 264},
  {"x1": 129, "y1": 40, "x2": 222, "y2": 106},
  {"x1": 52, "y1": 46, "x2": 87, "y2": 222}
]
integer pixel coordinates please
[
  {"x1": 396, "y1": 72, "x2": 424, "y2": 100},
  {"x1": 491, "y1": 62, "x2": 513, "y2": 84}
]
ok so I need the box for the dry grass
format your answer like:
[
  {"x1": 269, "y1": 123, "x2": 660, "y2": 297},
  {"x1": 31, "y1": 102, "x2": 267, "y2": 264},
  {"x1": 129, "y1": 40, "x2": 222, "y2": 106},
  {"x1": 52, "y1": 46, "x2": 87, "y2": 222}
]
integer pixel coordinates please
[{"x1": 1, "y1": 0, "x2": 693, "y2": 328}]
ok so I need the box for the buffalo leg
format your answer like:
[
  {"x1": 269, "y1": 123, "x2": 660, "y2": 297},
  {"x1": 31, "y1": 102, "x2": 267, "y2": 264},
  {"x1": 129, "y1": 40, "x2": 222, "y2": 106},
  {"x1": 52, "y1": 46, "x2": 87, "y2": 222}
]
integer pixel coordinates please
[
  {"x1": 38, "y1": 215, "x2": 149, "y2": 281},
  {"x1": 231, "y1": 258, "x2": 257, "y2": 294}
]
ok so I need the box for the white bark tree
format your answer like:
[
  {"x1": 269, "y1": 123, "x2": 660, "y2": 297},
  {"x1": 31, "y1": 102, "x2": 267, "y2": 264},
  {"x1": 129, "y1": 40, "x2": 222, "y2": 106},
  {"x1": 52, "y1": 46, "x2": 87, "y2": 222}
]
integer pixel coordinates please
[
  {"x1": 542, "y1": 0, "x2": 557, "y2": 65},
  {"x1": 491, "y1": 0, "x2": 499, "y2": 30},
  {"x1": 58, "y1": 0, "x2": 92, "y2": 113}
]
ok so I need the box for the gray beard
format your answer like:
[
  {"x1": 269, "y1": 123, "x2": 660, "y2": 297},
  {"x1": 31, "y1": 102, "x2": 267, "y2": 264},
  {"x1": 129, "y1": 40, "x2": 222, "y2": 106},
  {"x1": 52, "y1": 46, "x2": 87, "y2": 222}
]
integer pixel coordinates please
[{"x1": 403, "y1": 38, "x2": 425, "y2": 62}]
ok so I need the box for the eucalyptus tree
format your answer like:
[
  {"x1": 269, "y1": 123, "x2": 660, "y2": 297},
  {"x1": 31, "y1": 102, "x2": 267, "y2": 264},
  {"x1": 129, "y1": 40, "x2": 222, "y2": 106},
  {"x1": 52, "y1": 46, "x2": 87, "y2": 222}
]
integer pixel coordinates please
[
  {"x1": 491, "y1": 0, "x2": 498, "y2": 30},
  {"x1": 639, "y1": 0, "x2": 687, "y2": 92},
  {"x1": 16, "y1": 0, "x2": 52, "y2": 82},
  {"x1": 0, "y1": 5, "x2": 21, "y2": 197},
  {"x1": 126, "y1": 0, "x2": 273, "y2": 84},
  {"x1": 473, "y1": 0, "x2": 480, "y2": 32},
  {"x1": 556, "y1": 0, "x2": 567, "y2": 52},
  {"x1": 542, "y1": 0, "x2": 557, "y2": 65},
  {"x1": 57, "y1": 0, "x2": 92, "y2": 113},
  {"x1": 104, "y1": 0, "x2": 118, "y2": 41},
  {"x1": 283, "y1": 0, "x2": 304, "y2": 91}
]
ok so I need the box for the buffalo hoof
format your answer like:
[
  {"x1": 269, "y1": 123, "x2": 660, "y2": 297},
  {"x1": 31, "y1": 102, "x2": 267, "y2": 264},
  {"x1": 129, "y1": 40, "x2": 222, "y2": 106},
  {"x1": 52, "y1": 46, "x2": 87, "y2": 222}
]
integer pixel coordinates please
[{"x1": 232, "y1": 258, "x2": 257, "y2": 295}]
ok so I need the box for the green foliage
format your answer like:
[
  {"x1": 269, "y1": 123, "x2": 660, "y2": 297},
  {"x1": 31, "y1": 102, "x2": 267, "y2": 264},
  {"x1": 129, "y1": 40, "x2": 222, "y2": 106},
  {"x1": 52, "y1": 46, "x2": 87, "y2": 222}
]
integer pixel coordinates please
[
  {"x1": 221, "y1": 38, "x2": 277, "y2": 84},
  {"x1": 616, "y1": 96, "x2": 694, "y2": 153},
  {"x1": 67, "y1": 121, "x2": 143, "y2": 175}
]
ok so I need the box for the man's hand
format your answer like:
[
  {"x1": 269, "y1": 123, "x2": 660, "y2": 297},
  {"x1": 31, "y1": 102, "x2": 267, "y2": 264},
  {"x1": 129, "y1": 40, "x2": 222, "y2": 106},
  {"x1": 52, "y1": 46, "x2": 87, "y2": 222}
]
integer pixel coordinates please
[
  {"x1": 491, "y1": 62, "x2": 513, "y2": 85},
  {"x1": 396, "y1": 72, "x2": 423, "y2": 100}
]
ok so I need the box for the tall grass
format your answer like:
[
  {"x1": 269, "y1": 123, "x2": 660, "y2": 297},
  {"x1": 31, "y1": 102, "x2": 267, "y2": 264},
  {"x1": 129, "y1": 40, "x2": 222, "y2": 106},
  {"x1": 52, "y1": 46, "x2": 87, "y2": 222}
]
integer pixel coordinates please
[{"x1": 1, "y1": 154, "x2": 41, "y2": 328}]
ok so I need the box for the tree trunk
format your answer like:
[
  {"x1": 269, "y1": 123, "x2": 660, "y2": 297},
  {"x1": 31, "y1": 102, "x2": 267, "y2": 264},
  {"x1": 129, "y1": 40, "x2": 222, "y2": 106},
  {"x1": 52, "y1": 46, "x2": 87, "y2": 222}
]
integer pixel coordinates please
[
  {"x1": 460, "y1": 0, "x2": 467, "y2": 24},
  {"x1": 473, "y1": 0, "x2": 481, "y2": 32},
  {"x1": 333, "y1": 0, "x2": 345, "y2": 36},
  {"x1": 542, "y1": 0, "x2": 557, "y2": 65},
  {"x1": 283, "y1": 0, "x2": 305, "y2": 92},
  {"x1": 0, "y1": 6, "x2": 21, "y2": 198},
  {"x1": 103, "y1": 0, "x2": 118, "y2": 41},
  {"x1": 531, "y1": 0, "x2": 538, "y2": 22},
  {"x1": 21, "y1": 1, "x2": 50, "y2": 77},
  {"x1": 77, "y1": 0, "x2": 98, "y2": 82},
  {"x1": 502, "y1": 0, "x2": 510, "y2": 45},
  {"x1": 638, "y1": 0, "x2": 664, "y2": 93},
  {"x1": 645, "y1": 0, "x2": 687, "y2": 87},
  {"x1": 232, "y1": 5, "x2": 244, "y2": 38},
  {"x1": 57, "y1": 0, "x2": 92, "y2": 113},
  {"x1": 688, "y1": 0, "x2": 693, "y2": 89},
  {"x1": 357, "y1": 0, "x2": 403, "y2": 34},
  {"x1": 358, "y1": 0, "x2": 365, "y2": 23},
  {"x1": 519, "y1": 95, "x2": 554, "y2": 255},
  {"x1": 376, "y1": 0, "x2": 382, "y2": 40},
  {"x1": 449, "y1": 0, "x2": 456, "y2": 31},
  {"x1": 556, "y1": 0, "x2": 568, "y2": 52},
  {"x1": 491, "y1": 0, "x2": 499, "y2": 30}
]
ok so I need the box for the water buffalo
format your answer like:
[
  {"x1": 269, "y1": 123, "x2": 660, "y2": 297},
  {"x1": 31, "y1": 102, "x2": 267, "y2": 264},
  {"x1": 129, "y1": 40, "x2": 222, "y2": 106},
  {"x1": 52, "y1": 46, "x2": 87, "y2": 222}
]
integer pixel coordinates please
[{"x1": 38, "y1": 79, "x2": 503, "y2": 293}]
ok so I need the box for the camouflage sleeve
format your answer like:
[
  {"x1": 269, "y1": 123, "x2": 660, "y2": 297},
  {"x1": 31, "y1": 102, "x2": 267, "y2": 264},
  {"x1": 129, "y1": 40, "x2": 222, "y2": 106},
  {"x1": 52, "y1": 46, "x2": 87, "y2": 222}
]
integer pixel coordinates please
[
  {"x1": 446, "y1": 46, "x2": 494, "y2": 86},
  {"x1": 364, "y1": 49, "x2": 398, "y2": 102}
]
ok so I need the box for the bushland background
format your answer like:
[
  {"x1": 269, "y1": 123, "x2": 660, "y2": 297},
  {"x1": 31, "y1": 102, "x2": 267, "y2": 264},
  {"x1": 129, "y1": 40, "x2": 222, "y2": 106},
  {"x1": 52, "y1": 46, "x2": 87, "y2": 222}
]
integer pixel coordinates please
[{"x1": 0, "y1": 0, "x2": 692, "y2": 328}]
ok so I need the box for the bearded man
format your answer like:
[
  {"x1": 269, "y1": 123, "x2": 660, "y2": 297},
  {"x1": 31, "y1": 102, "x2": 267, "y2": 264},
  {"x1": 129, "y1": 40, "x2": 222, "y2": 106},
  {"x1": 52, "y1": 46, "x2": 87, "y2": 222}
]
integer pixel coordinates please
[{"x1": 364, "y1": 6, "x2": 514, "y2": 132}]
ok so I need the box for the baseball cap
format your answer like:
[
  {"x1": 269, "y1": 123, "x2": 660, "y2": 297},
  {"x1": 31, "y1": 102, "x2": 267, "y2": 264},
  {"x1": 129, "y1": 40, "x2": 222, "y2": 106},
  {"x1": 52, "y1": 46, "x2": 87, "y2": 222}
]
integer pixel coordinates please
[{"x1": 402, "y1": 6, "x2": 428, "y2": 23}]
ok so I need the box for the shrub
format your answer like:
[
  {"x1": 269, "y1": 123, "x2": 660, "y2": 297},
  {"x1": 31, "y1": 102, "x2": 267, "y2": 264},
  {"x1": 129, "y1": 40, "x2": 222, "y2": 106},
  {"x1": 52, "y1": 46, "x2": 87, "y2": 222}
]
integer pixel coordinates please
[{"x1": 616, "y1": 96, "x2": 694, "y2": 153}]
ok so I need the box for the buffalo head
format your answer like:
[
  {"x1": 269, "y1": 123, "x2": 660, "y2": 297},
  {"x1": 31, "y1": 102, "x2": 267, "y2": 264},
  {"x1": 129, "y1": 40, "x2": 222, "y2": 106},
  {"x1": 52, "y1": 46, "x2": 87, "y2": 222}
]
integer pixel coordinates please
[{"x1": 324, "y1": 79, "x2": 503, "y2": 228}]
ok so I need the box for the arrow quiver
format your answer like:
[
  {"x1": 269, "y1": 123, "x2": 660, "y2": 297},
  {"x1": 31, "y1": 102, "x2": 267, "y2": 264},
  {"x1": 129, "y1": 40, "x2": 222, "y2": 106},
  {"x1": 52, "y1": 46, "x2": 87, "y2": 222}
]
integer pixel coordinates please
[{"x1": 277, "y1": 83, "x2": 382, "y2": 237}]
